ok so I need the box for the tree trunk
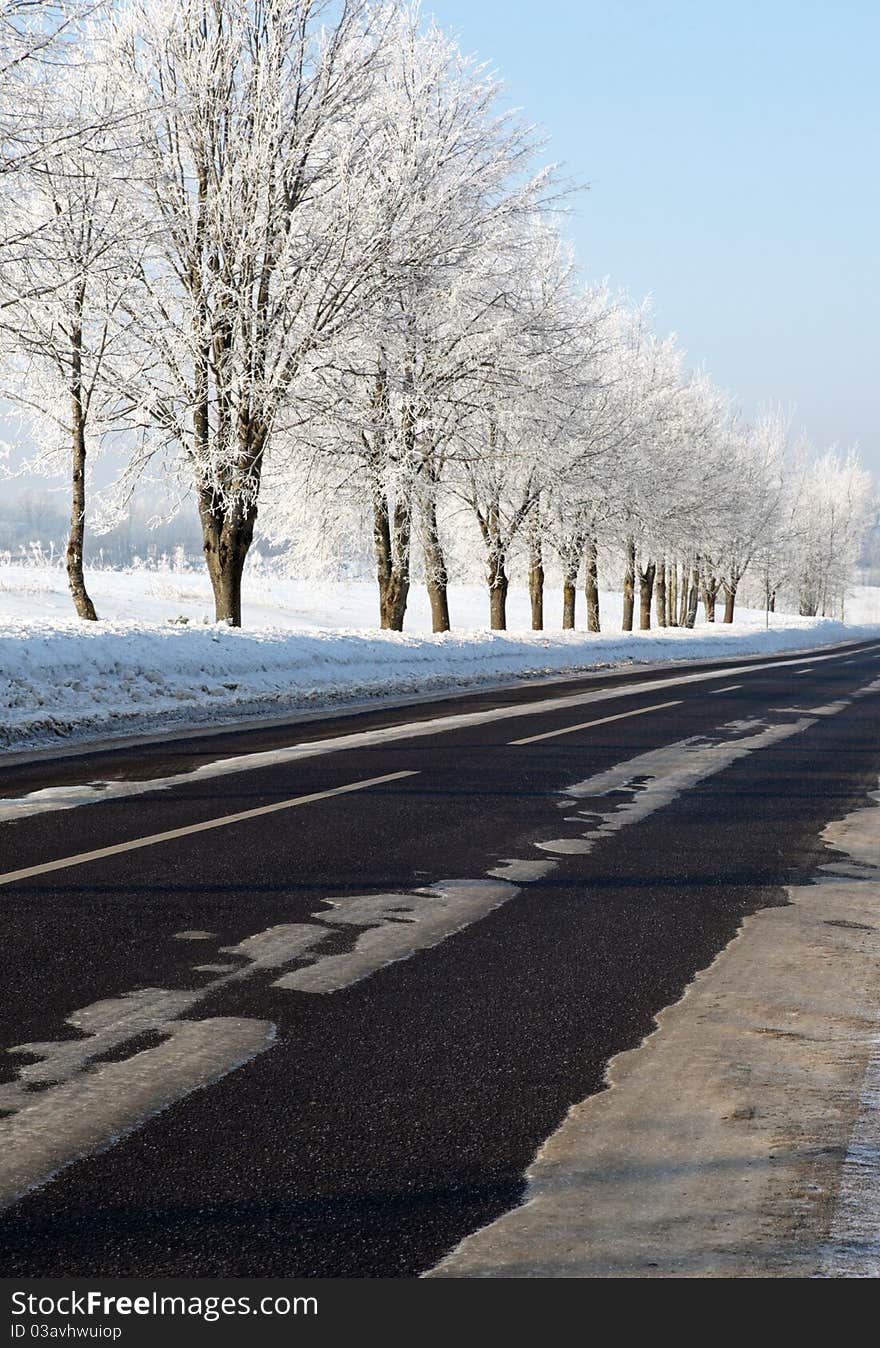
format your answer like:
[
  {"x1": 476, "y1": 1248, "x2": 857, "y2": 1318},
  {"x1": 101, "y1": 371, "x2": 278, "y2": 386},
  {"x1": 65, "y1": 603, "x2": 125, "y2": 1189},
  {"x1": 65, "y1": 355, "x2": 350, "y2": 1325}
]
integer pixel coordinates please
[
  {"x1": 769, "y1": 590, "x2": 776, "y2": 613},
  {"x1": 701, "y1": 571, "x2": 719, "y2": 623},
  {"x1": 489, "y1": 553, "x2": 509, "y2": 630},
  {"x1": 199, "y1": 495, "x2": 257, "y2": 627},
  {"x1": 678, "y1": 559, "x2": 690, "y2": 626},
  {"x1": 426, "y1": 575, "x2": 450, "y2": 633},
  {"x1": 654, "y1": 558, "x2": 668, "y2": 625},
  {"x1": 477, "y1": 488, "x2": 510, "y2": 632},
  {"x1": 528, "y1": 532, "x2": 544, "y2": 631},
  {"x1": 558, "y1": 532, "x2": 585, "y2": 631},
  {"x1": 420, "y1": 495, "x2": 450, "y2": 633},
  {"x1": 685, "y1": 561, "x2": 700, "y2": 628},
  {"x1": 622, "y1": 536, "x2": 636, "y2": 631},
  {"x1": 562, "y1": 580, "x2": 575, "y2": 629},
  {"x1": 585, "y1": 536, "x2": 600, "y2": 632},
  {"x1": 192, "y1": 316, "x2": 265, "y2": 626},
  {"x1": 66, "y1": 339, "x2": 97, "y2": 622},
  {"x1": 723, "y1": 581, "x2": 737, "y2": 624},
  {"x1": 667, "y1": 561, "x2": 678, "y2": 627},
  {"x1": 373, "y1": 489, "x2": 411, "y2": 632},
  {"x1": 638, "y1": 560, "x2": 656, "y2": 630},
  {"x1": 381, "y1": 571, "x2": 410, "y2": 630}
]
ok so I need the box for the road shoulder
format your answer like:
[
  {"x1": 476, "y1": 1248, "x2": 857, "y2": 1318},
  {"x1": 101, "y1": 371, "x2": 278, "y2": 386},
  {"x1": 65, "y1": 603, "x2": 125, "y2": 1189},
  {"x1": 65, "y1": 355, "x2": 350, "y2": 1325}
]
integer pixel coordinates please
[{"x1": 429, "y1": 781, "x2": 880, "y2": 1278}]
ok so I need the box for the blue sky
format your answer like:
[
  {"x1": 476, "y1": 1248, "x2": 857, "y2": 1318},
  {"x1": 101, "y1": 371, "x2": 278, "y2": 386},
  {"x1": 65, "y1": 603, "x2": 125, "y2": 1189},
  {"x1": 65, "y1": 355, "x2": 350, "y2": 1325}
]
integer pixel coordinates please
[{"x1": 427, "y1": 0, "x2": 880, "y2": 470}]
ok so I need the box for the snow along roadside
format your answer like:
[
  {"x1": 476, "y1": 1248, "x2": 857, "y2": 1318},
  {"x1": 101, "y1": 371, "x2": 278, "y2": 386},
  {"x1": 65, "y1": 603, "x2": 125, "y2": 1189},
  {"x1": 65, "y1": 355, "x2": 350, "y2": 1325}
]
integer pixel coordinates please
[
  {"x1": 0, "y1": 646, "x2": 867, "y2": 820},
  {"x1": 2, "y1": 615, "x2": 879, "y2": 755},
  {"x1": 428, "y1": 782, "x2": 880, "y2": 1279}
]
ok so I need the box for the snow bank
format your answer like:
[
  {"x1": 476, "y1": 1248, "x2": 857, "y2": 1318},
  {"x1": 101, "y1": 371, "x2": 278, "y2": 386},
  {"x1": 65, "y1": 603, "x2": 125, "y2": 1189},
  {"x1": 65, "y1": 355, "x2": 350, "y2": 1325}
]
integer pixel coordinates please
[{"x1": 2, "y1": 571, "x2": 879, "y2": 753}]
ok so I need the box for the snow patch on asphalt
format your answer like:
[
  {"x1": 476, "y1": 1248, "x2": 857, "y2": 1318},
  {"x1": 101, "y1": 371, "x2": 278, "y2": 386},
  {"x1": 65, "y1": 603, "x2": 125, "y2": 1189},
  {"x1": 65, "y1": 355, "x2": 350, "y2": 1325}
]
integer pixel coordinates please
[
  {"x1": 535, "y1": 712, "x2": 818, "y2": 857},
  {"x1": 275, "y1": 879, "x2": 519, "y2": 994},
  {"x1": 818, "y1": 1041, "x2": 880, "y2": 1277},
  {"x1": 0, "y1": 1018, "x2": 275, "y2": 1209}
]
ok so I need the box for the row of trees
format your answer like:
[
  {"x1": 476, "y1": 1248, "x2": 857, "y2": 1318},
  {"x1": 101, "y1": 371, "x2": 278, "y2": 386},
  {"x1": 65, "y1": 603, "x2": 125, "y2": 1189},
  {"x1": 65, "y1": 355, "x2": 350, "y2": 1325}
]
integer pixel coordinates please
[{"x1": 1, "y1": 0, "x2": 875, "y2": 630}]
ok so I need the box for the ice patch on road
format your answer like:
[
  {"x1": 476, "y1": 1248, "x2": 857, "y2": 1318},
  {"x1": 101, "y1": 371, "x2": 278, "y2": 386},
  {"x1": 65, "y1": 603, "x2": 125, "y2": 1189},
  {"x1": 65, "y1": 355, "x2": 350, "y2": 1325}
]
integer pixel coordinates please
[
  {"x1": 536, "y1": 713, "x2": 818, "y2": 858},
  {"x1": 0, "y1": 987, "x2": 199, "y2": 1113},
  {"x1": 818, "y1": 1041, "x2": 880, "y2": 1277},
  {"x1": 0, "y1": 1018, "x2": 274, "y2": 1209},
  {"x1": 487, "y1": 859, "x2": 557, "y2": 883},
  {"x1": 221, "y1": 923, "x2": 332, "y2": 969},
  {"x1": 275, "y1": 880, "x2": 517, "y2": 994}
]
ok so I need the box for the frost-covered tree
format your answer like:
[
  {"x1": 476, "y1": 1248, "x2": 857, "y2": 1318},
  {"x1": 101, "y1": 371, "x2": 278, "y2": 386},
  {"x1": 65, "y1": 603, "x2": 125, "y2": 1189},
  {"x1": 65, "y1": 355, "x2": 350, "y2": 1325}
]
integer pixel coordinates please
[
  {"x1": 790, "y1": 448, "x2": 873, "y2": 619},
  {"x1": 263, "y1": 5, "x2": 550, "y2": 631},
  {"x1": 750, "y1": 423, "x2": 811, "y2": 619},
  {"x1": 534, "y1": 285, "x2": 631, "y2": 632},
  {"x1": 1, "y1": 2, "x2": 84, "y2": 174},
  {"x1": 447, "y1": 224, "x2": 589, "y2": 631},
  {"x1": 102, "y1": 0, "x2": 389, "y2": 625},
  {"x1": 1, "y1": 4, "x2": 112, "y2": 252},
  {"x1": 593, "y1": 317, "x2": 697, "y2": 632},
  {"x1": 654, "y1": 372, "x2": 737, "y2": 629},
  {"x1": 706, "y1": 408, "x2": 789, "y2": 624},
  {"x1": 0, "y1": 56, "x2": 137, "y2": 619}
]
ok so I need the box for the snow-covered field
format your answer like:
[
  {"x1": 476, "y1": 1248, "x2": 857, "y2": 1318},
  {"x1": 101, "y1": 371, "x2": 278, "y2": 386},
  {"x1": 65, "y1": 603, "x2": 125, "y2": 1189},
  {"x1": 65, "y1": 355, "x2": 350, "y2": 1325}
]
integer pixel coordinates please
[{"x1": 2, "y1": 562, "x2": 879, "y2": 753}]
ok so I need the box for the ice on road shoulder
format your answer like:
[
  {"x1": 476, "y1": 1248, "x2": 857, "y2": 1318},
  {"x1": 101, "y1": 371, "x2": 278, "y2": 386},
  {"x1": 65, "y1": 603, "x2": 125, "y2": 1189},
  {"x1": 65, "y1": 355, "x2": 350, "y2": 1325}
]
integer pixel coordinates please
[{"x1": 1, "y1": 565, "x2": 879, "y2": 752}]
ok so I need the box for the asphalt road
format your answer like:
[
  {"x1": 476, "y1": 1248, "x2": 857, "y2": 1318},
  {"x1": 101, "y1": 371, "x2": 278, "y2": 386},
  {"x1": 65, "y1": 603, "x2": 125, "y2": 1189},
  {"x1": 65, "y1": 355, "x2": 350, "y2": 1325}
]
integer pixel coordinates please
[{"x1": 1, "y1": 637, "x2": 879, "y2": 1277}]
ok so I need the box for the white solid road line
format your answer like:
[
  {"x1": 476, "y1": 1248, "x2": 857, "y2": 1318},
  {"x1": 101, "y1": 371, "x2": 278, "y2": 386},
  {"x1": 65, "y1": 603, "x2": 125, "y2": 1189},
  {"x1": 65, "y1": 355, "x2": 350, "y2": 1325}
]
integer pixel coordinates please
[
  {"x1": 509, "y1": 700, "x2": 683, "y2": 746},
  {"x1": 0, "y1": 770, "x2": 417, "y2": 888}
]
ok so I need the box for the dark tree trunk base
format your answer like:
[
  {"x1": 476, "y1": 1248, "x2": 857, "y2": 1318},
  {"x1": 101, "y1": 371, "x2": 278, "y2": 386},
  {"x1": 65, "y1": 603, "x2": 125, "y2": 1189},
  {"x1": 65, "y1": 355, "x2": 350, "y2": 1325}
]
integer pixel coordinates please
[
  {"x1": 562, "y1": 576, "x2": 577, "y2": 630},
  {"x1": 66, "y1": 550, "x2": 97, "y2": 622},
  {"x1": 585, "y1": 537, "x2": 600, "y2": 632},
  {"x1": 622, "y1": 536, "x2": 636, "y2": 632},
  {"x1": 488, "y1": 561, "x2": 509, "y2": 631},
  {"x1": 639, "y1": 561, "x2": 656, "y2": 630},
  {"x1": 426, "y1": 581, "x2": 450, "y2": 633},
  {"x1": 529, "y1": 540, "x2": 544, "y2": 631},
  {"x1": 656, "y1": 561, "x2": 667, "y2": 627}
]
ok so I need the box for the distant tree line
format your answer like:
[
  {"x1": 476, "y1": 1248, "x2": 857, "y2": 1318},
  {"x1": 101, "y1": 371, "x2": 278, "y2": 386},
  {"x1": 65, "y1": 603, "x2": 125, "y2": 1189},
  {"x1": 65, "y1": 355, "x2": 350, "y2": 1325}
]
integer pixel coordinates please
[{"x1": 0, "y1": 490, "x2": 204, "y2": 564}]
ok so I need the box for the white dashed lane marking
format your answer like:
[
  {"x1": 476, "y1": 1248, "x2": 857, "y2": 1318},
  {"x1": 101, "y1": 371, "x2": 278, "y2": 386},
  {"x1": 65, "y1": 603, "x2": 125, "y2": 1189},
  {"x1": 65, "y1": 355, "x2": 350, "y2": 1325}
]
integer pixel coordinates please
[
  {"x1": 0, "y1": 771, "x2": 417, "y2": 887},
  {"x1": 509, "y1": 700, "x2": 682, "y2": 746}
]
